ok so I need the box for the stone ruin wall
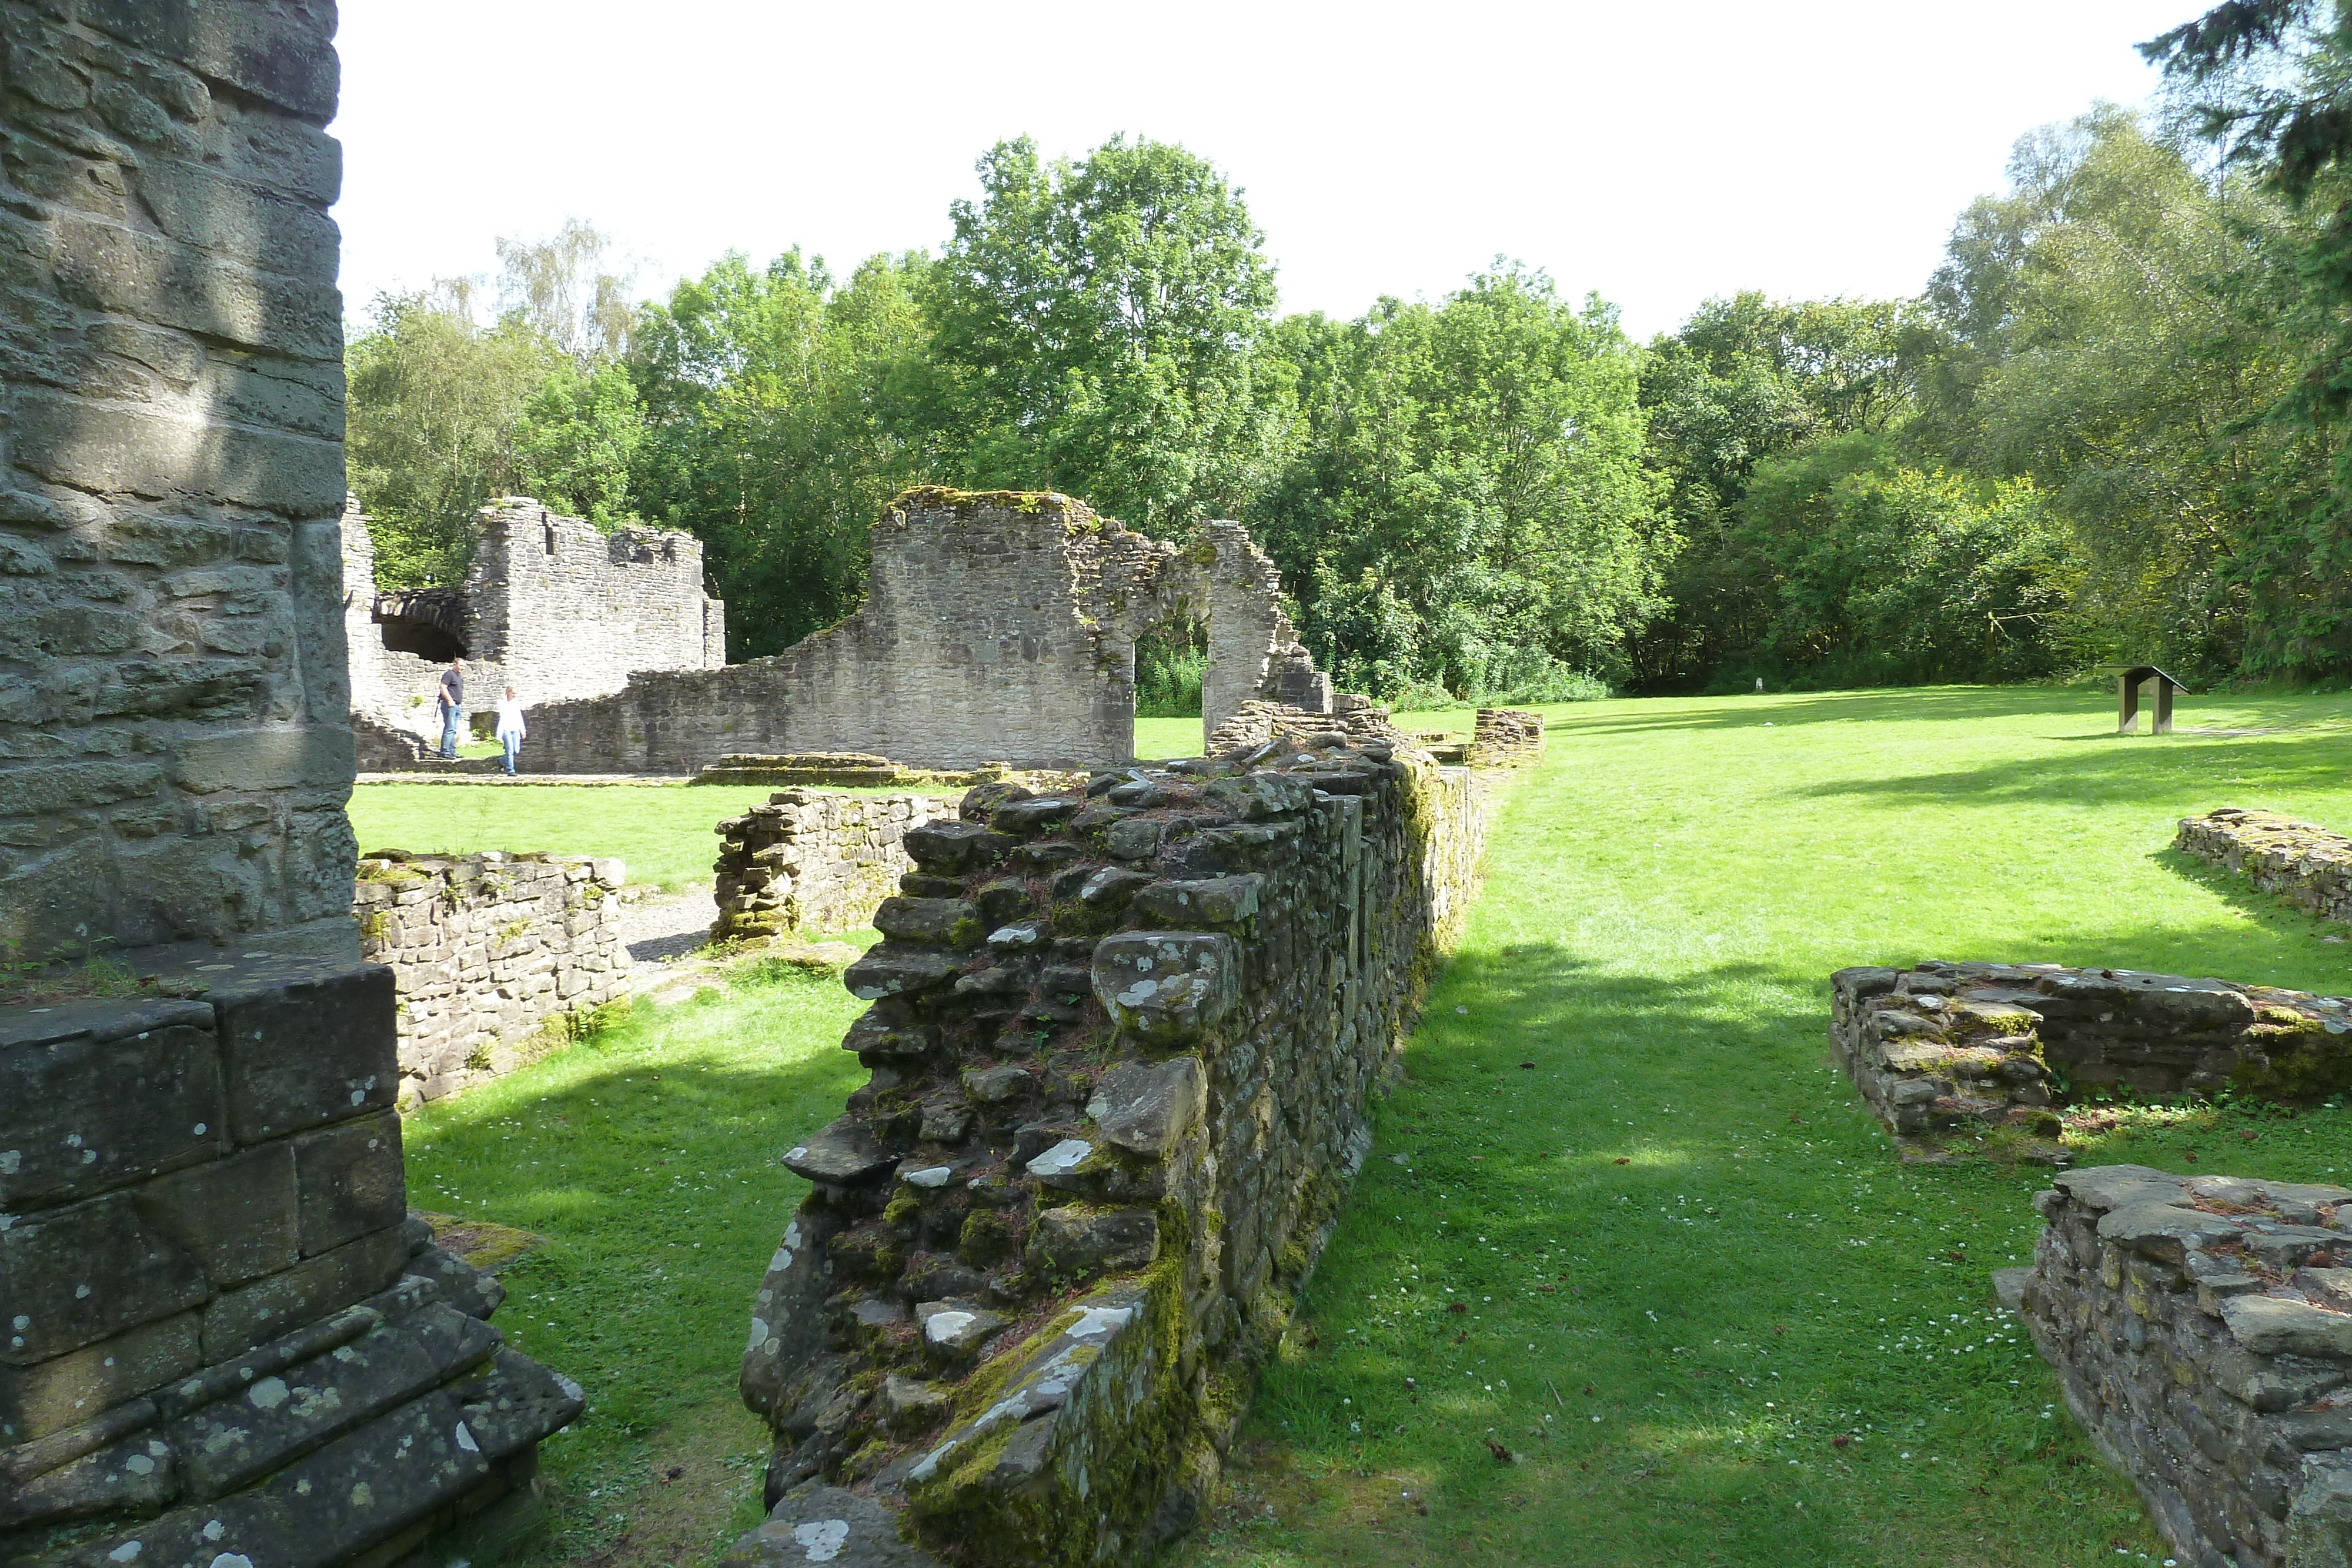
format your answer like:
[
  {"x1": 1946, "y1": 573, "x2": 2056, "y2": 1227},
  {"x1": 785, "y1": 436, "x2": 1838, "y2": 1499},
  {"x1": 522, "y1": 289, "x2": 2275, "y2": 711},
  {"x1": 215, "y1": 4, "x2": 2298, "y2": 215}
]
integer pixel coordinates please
[
  {"x1": 522, "y1": 492, "x2": 1332, "y2": 776},
  {"x1": 2180, "y1": 809, "x2": 2352, "y2": 928},
  {"x1": 1470, "y1": 707, "x2": 1545, "y2": 767},
  {"x1": 2024, "y1": 1163, "x2": 2352, "y2": 1567},
  {"x1": 340, "y1": 497, "x2": 723, "y2": 753},
  {"x1": 0, "y1": 0, "x2": 362, "y2": 965},
  {"x1": 1831, "y1": 961, "x2": 2352, "y2": 1164},
  {"x1": 1, "y1": 953, "x2": 580, "y2": 1566},
  {"x1": 353, "y1": 852, "x2": 630, "y2": 1105},
  {"x1": 711, "y1": 793, "x2": 958, "y2": 946},
  {"x1": 0, "y1": 6, "x2": 584, "y2": 1562},
  {"x1": 731, "y1": 735, "x2": 1486, "y2": 1566}
]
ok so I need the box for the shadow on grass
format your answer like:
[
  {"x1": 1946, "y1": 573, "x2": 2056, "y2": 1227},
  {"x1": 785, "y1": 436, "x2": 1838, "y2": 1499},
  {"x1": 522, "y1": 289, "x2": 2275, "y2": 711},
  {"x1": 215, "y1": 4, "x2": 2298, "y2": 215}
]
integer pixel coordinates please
[
  {"x1": 1558, "y1": 684, "x2": 2346, "y2": 743},
  {"x1": 1783, "y1": 729, "x2": 2352, "y2": 814}
]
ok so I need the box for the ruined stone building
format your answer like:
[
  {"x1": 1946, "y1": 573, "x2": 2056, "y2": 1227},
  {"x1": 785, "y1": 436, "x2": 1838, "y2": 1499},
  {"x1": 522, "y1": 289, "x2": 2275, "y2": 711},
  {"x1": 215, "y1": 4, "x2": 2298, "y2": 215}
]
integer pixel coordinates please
[
  {"x1": 341, "y1": 496, "x2": 724, "y2": 747},
  {"x1": 524, "y1": 489, "x2": 1331, "y2": 774},
  {"x1": 0, "y1": 5, "x2": 580, "y2": 1562}
]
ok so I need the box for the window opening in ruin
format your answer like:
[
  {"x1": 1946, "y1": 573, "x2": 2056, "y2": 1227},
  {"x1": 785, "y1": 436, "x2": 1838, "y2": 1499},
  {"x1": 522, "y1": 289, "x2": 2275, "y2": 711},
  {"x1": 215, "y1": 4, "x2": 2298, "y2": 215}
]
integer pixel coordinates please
[{"x1": 544, "y1": 521, "x2": 557, "y2": 557}]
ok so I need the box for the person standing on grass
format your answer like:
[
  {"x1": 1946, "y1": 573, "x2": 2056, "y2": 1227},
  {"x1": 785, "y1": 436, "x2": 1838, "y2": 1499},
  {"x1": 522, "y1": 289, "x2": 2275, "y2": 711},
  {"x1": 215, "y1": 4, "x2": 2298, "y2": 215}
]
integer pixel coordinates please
[
  {"x1": 437, "y1": 657, "x2": 467, "y2": 760},
  {"x1": 495, "y1": 686, "x2": 527, "y2": 776}
]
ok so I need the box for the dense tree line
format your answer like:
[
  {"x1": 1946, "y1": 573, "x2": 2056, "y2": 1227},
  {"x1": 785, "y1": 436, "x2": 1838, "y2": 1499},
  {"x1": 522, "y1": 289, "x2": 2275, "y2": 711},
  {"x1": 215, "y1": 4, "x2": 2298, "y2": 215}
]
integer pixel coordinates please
[{"x1": 346, "y1": 11, "x2": 2352, "y2": 700}]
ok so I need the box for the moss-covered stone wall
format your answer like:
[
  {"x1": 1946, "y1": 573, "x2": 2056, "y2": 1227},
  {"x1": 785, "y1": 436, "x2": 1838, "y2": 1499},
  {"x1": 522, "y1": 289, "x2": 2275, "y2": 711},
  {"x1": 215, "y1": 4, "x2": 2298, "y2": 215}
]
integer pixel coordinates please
[{"x1": 730, "y1": 734, "x2": 1487, "y2": 1565}]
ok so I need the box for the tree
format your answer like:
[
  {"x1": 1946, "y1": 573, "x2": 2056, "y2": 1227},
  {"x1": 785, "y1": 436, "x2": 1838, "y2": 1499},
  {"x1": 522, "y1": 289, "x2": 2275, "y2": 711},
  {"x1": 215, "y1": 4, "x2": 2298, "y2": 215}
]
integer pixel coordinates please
[
  {"x1": 345, "y1": 285, "x2": 556, "y2": 586},
  {"x1": 927, "y1": 135, "x2": 1289, "y2": 530},
  {"x1": 1251, "y1": 265, "x2": 1670, "y2": 698},
  {"x1": 514, "y1": 362, "x2": 644, "y2": 527},
  {"x1": 627, "y1": 249, "x2": 937, "y2": 657}
]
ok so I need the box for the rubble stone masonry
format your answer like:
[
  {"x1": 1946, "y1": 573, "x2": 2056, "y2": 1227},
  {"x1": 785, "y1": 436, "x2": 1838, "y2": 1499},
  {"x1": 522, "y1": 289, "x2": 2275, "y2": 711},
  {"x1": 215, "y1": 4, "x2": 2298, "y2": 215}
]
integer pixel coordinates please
[
  {"x1": 2179, "y1": 808, "x2": 2352, "y2": 930},
  {"x1": 711, "y1": 793, "x2": 956, "y2": 945},
  {"x1": 353, "y1": 852, "x2": 630, "y2": 1105},
  {"x1": 729, "y1": 735, "x2": 1486, "y2": 1566},
  {"x1": 2026, "y1": 1164, "x2": 2352, "y2": 1567}
]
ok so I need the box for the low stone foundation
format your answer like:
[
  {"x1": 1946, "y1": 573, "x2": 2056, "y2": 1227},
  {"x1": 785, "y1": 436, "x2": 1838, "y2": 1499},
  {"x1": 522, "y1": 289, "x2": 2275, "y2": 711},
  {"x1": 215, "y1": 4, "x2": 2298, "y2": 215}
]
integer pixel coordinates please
[
  {"x1": 693, "y1": 755, "x2": 1080, "y2": 794},
  {"x1": 1470, "y1": 708, "x2": 1545, "y2": 766},
  {"x1": 730, "y1": 738, "x2": 1485, "y2": 1566},
  {"x1": 0, "y1": 953, "x2": 580, "y2": 1566},
  {"x1": 2180, "y1": 810, "x2": 2352, "y2": 928},
  {"x1": 1202, "y1": 695, "x2": 1406, "y2": 753},
  {"x1": 2025, "y1": 1164, "x2": 2352, "y2": 1567},
  {"x1": 711, "y1": 794, "x2": 958, "y2": 945},
  {"x1": 1831, "y1": 961, "x2": 2352, "y2": 1162},
  {"x1": 355, "y1": 852, "x2": 630, "y2": 1104}
]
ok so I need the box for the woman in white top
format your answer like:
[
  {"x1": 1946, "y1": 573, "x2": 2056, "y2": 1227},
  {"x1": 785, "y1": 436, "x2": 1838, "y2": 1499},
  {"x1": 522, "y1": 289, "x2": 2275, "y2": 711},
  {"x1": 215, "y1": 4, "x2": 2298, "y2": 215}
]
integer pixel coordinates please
[{"x1": 495, "y1": 686, "x2": 527, "y2": 775}]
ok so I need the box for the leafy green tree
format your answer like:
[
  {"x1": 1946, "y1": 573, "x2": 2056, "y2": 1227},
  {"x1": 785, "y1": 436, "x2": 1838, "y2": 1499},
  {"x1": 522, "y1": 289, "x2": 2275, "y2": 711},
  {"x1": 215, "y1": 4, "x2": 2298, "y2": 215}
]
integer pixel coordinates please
[
  {"x1": 1919, "y1": 107, "x2": 2311, "y2": 678},
  {"x1": 1251, "y1": 265, "x2": 1670, "y2": 697},
  {"x1": 345, "y1": 285, "x2": 556, "y2": 586},
  {"x1": 627, "y1": 249, "x2": 937, "y2": 657},
  {"x1": 515, "y1": 362, "x2": 643, "y2": 526},
  {"x1": 927, "y1": 135, "x2": 1289, "y2": 530}
]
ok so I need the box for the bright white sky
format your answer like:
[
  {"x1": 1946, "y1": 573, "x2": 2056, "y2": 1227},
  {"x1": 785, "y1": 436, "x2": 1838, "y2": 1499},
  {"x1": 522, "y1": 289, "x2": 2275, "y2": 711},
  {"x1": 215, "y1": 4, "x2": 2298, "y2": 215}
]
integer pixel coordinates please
[{"x1": 333, "y1": 0, "x2": 2201, "y2": 342}]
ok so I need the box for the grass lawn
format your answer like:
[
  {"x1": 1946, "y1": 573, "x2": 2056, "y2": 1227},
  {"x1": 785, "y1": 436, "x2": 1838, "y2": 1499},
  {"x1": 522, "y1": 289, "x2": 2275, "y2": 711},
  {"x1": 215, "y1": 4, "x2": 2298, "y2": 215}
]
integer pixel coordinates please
[
  {"x1": 348, "y1": 714, "x2": 1472, "y2": 888},
  {"x1": 395, "y1": 683, "x2": 2352, "y2": 1568}
]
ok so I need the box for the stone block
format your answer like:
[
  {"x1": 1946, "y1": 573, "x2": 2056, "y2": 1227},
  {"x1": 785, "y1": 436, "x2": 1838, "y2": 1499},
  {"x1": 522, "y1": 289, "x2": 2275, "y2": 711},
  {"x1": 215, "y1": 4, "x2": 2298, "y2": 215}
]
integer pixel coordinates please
[
  {"x1": 135, "y1": 1141, "x2": 299, "y2": 1287},
  {"x1": 12, "y1": 385, "x2": 342, "y2": 513},
  {"x1": 292, "y1": 1110, "x2": 406, "y2": 1257},
  {"x1": 0, "y1": 1313, "x2": 201, "y2": 1447},
  {"x1": 0, "y1": 1001, "x2": 226, "y2": 1209},
  {"x1": 1132, "y1": 875, "x2": 1262, "y2": 927},
  {"x1": 0, "y1": 1427, "x2": 178, "y2": 1529},
  {"x1": 1024, "y1": 1206, "x2": 1158, "y2": 1280},
  {"x1": 215, "y1": 961, "x2": 397, "y2": 1142},
  {"x1": 199, "y1": 1225, "x2": 408, "y2": 1362},
  {"x1": 1086, "y1": 1057, "x2": 1207, "y2": 1158},
  {"x1": 172, "y1": 723, "x2": 354, "y2": 794},
  {"x1": 0, "y1": 1189, "x2": 209, "y2": 1364},
  {"x1": 724, "y1": 1483, "x2": 948, "y2": 1568},
  {"x1": 168, "y1": 1303, "x2": 498, "y2": 1500},
  {"x1": 1091, "y1": 931, "x2": 1240, "y2": 1045},
  {"x1": 447, "y1": 1347, "x2": 586, "y2": 1458}
]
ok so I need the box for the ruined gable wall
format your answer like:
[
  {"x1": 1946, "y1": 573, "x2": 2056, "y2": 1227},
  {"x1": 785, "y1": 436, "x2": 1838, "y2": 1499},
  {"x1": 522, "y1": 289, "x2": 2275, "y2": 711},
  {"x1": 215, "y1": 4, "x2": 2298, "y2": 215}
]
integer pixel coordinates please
[
  {"x1": 462, "y1": 499, "x2": 723, "y2": 709},
  {"x1": 0, "y1": 0, "x2": 359, "y2": 963},
  {"x1": 524, "y1": 493, "x2": 1174, "y2": 774}
]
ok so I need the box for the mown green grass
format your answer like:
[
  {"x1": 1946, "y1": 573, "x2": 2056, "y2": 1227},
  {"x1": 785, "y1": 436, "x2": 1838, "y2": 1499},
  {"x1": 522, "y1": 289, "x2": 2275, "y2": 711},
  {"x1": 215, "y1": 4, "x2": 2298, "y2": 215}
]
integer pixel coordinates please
[
  {"x1": 1174, "y1": 684, "x2": 2352, "y2": 1568},
  {"x1": 400, "y1": 957, "x2": 871, "y2": 1565},
  {"x1": 401, "y1": 683, "x2": 2352, "y2": 1567}
]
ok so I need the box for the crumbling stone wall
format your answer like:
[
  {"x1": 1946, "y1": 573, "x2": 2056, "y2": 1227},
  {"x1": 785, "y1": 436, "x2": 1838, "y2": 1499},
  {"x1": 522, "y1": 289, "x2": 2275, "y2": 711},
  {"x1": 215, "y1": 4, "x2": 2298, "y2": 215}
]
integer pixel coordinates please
[
  {"x1": 1203, "y1": 694, "x2": 1405, "y2": 753},
  {"x1": 340, "y1": 497, "x2": 724, "y2": 749},
  {"x1": 523, "y1": 490, "x2": 1333, "y2": 775},
  {"x1": 1832, "y1": 961, "x2": 2352, "y2": 1163},
  {"x1": 0, "y1": 952, "x2": 580, "y2": 1564},
  {"x1": 711, "y1": 793, "x2": 956, "y2": 945},
  {"x1": 0, "y1": 0, "x2": 361, "y2": 964},
  {"x1": 1470, "y1": 708, "x2": 1545, "y2": 767},
  {"x1": 2024, "y1": 1163, "x2": 2352, "y2": 1567},
  {"x1": 2179, "y1": 809, "x2": 2352, "y2": 928},
  {"x1": 731, "y1": 735, "x2": 1485, "y2": 1566},
  {"x1": 354, "y1": 852, "x2": 629, "y2": 1105}
]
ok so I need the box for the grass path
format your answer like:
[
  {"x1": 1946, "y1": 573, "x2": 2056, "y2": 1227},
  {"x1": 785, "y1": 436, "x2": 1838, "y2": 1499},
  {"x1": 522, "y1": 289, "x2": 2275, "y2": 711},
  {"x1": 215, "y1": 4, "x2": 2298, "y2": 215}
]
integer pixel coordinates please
[
  {"x1": 396, "y1": 684, "x2": 2352, "y2": 1567},
  {"x1": 1172, "y1": 685, "x2": 2352, "y2": 1568}
]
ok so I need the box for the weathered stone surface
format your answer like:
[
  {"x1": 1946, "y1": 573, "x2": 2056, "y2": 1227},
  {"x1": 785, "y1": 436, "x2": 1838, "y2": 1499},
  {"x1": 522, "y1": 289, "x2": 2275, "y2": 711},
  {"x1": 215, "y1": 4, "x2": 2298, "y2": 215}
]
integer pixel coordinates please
[
  {"x1": 1092, "y1": 931, "x2": 1240, "y2": 1044},
  {"x1": 0, "y1": 1313, "x2": 201, "y2": 1447},
  {"x1": 199, "y1": 1226, "x2": 409, "y2": 1362},
  {"x1": 1832, "y1": 960, "x2": 2352, "y2": 1159},
  {"x1": 292, "y1": 1110, "x2": 407, "y2": 1256},
  {"x1": 0, "y1": 1012, "x2": 228, "y2": 1209},
  {"x1": 783, "y1": 1119, "x2": 898, "y2": 1186},
  {"x1": 1132, "y1": 875, "x2": 1262, "y2": 927},
  {"x1": 1087, "y1": 1057, "x2": 1207, "y2": 1157},
  {"x1": 723, "y1": 1483, "x2": 948, "y2": 1568},
  {"x1": 136, "y1": 1141, "x2": 301, "y2": 1287},
  {"x1": 844, "y1": 946, "x2": 961, "y2": 1003},
  {"x1": 0, "y1": 1189, "x2": 209, "y2": 1364},
  {"x1": 874, "y1": 897, "x2": 982, "y2": 948},
  {"x1": 0, "y1": 1427, "x2": 178, "y2": 1528},
  {"x1": 915, "y1": 1300, "x2": 1007, "y2": 1363},
  {"x1": 213, "y1": 962, "x2": 399, "y2": 1141},
  {"x1": 1024, "y1": 1206, "x2": 1158, "y2": 1280}
]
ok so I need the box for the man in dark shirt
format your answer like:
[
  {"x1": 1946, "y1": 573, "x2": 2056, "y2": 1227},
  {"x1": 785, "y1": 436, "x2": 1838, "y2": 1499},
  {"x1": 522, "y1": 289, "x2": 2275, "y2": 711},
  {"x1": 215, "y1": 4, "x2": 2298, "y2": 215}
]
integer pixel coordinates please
[{"x1": 437, "y1": 657, "x2": 466, "y2": 760}]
